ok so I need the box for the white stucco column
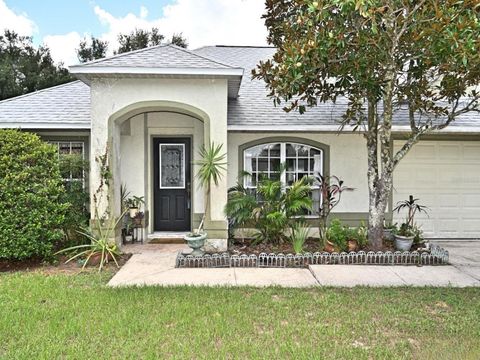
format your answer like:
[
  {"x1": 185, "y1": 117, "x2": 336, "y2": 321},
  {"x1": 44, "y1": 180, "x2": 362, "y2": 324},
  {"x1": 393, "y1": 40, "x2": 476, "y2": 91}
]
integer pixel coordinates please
[
  {"x1": 203, "y1": 80, "x2": 229, "y2": 240},
  {"x1": 89, "y1": 91, "x2": 110, "y2": 219},
  {"x1": 89, "y1": 80, "x2": 121, "y2": 224}
]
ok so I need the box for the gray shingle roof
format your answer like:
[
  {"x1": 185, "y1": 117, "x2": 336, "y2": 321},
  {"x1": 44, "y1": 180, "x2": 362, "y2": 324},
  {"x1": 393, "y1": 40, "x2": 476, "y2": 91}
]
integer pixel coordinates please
[
  {"x1": 0, "y1": 81, "x2": 90, "y2": 129},
  {"x1": 78, "y1": 44, "x2": 233, "y2": 69},
  {"x1": 1, "y1": 45, "x2": 478, "y2": 131},
  {"x1": 194, "y1": 46, "x2": 480, "y2": 130}
]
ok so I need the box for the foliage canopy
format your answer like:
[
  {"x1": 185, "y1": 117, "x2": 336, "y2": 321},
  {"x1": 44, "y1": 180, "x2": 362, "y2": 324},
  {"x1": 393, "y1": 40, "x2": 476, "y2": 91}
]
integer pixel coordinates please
[
  {"x1": 254, "y1": 0, "x2": 480, "y2": 248},
  {"x1": 0, "y1": 130, "x2": 68, "y2": 260},
  {"x1": 0, "y1": 30, "x2": 72, "y2": 100}
]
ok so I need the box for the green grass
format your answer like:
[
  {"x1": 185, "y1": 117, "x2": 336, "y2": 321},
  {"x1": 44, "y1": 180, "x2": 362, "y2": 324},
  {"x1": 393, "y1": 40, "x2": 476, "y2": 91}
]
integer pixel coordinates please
[{"x1": 0, "y1": 271, "x2": 479, "y2": 359}]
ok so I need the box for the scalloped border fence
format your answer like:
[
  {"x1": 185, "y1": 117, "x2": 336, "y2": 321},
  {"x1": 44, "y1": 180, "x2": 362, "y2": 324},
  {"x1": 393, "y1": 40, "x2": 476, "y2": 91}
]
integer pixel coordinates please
[{"x1": 175, "y1": 245, "x2": 449, "y2": 268}]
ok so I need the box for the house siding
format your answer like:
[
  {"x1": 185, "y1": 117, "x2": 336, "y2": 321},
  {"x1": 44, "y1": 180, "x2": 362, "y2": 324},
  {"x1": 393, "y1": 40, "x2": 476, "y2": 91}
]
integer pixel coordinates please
[{"x1": 227, "y1": 132, "x2": 370, "y2": 214}]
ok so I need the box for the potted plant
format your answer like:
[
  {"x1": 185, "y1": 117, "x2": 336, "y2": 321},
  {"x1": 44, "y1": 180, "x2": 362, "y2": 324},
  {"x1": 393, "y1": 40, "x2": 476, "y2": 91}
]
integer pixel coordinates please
[
  {"x1": 132, "y1": 211, "x2": 144, "y2": 226},
  {"x1": 184, "y1": 142, "x2": 226, "y2": 255},
  {"x1": 325, "y1": 218, "x2": 348, "y2": 253},
  {"x1": 383, "y1": 222, "x2": 398, "y2": 242},
  {"x1": 395, "y1": 223, "x2": 416, "y2": 251},
  {"x1": 393, "y1": 196, "x2": 428, "y2": 251},
  {"x1": 346, "y1": 227, "x2": 359, "y2": 252},
  {"x1": 345, "y1": 223, "x2": 368, "y2": 252},
  {"x1": 125, "y1": 195, "x2": 144, "y2": 218}
]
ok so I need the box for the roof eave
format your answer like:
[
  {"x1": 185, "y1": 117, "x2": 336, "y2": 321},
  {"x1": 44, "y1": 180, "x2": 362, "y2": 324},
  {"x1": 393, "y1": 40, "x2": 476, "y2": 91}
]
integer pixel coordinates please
[
  {"x1": 226, "y1": 124, "x2": 480, "y2": 134},
  {"x1": 0, "y1": 122, "x2": 91, "y2": 130},
  {"x1": 69, "y1": 65, "x2": 244, "y2": 77},
  {"x1": 70, "y1": 66, "x2": 244, "y2": 98}
]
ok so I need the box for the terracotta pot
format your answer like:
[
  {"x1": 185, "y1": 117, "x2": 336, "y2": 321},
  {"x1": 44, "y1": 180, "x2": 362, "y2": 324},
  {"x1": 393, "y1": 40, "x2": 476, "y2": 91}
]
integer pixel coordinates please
[
  {"x1": 324, "y1": 241, "x2": 335, "y2": 253},
  {"x1": 347, "y1": 239, "x2": 358, "y2": 252},
  {"x1": 87, "y1": 252, "x2": 112, "y2": 266}
]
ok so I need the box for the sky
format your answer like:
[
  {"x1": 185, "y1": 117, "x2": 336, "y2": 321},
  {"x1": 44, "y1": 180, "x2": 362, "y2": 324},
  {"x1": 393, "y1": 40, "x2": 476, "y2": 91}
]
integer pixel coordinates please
[{"x1": 1, "y1": 0, "x2": 268, "y2": 66}]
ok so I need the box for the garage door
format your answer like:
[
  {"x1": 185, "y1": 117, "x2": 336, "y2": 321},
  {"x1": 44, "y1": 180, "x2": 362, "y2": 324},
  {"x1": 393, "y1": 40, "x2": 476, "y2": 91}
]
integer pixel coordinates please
[{"x1": 393, "y1": 140, "x2": 480, "y2": 239}]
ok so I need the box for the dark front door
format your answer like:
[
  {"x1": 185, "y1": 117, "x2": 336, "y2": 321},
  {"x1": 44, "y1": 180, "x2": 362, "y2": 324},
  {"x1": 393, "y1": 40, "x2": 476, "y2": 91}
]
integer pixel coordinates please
[{"x1": 153, "y1": 138, "x2": 191, "y2": 231}]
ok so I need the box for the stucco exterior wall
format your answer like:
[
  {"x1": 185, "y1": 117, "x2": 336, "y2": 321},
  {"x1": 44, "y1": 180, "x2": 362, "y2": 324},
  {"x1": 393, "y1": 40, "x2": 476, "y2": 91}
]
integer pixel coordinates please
[
  {"x1": 227, "y1": 132, "x2": 369, "y2": 214},
  {"x1": 90, "y1": 78, "x2": 228, "y2": 236},
  {"x1": 120, "y1": 112, "x2": 205, "y2": 232}
]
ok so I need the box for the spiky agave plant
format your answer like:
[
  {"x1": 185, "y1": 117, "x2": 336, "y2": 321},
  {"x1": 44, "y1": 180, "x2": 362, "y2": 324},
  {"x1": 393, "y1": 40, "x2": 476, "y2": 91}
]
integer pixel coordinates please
[
  {"x1": 194, "y1": 142, "x2": 227, "y2": 235},
  {"x1": 290, "y1": 222, "x2": 311, "y2": 254},
  {"x1": 55, "y1": 211, "x2": 125, "y2": 271}
]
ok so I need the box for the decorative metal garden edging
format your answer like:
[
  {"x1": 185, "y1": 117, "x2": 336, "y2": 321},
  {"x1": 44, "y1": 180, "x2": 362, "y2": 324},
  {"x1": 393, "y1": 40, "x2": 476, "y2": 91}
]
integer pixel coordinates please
[{"x1": 175, "y1": 245, "x2": 449, "y2": 268}]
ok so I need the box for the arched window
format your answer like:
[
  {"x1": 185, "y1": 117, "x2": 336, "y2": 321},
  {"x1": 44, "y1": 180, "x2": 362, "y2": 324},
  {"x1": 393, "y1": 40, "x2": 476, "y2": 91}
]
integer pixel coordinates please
[{"x1": 243, "y1": 142, "x2": 323, "y2": 212}]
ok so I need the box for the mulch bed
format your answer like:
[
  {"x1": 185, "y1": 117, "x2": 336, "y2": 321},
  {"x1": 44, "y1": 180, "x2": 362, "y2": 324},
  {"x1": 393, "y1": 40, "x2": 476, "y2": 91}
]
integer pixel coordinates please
[
  {"x1": 230, "y1": 237, "x2": 422, "y2": 256},
  {"x1": 0, "y1": 254, "x2": 131, "y2": 274}
]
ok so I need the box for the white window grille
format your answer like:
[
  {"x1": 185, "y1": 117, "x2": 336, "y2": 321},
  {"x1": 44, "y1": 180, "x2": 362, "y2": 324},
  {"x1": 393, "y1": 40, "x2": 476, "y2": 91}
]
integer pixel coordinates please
[
  {"x1": 49, "y1": 141, "x2": 86, "y2": 185},
  {"x1": 243, "y1": 142, "x2": 323, "y2": 213}
]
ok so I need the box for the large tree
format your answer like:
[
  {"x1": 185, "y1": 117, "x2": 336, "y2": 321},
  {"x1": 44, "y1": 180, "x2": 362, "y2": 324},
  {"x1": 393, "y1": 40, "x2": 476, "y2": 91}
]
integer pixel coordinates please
[
  {"x1": 77, "y1": 28, "x2": 189, "y2": 63},
  {"x1": 0, "y1": 30, "x2": 72, "y2": 100},
  {"x1": 116, "y1": 28, "x2": 188, "y2": 54},
  {"x1": 253, "y1": 0, "x2": 480, "y2": 249},
  {"x1": 77, "y1": 36, "x2": 108, "y2": 63}
]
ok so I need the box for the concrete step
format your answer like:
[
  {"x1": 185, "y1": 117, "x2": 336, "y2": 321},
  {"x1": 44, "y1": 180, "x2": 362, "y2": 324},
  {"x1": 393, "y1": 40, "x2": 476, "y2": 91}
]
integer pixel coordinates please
[{"x1": 147, "y1": 232, "x2": 187, "y2": 244}]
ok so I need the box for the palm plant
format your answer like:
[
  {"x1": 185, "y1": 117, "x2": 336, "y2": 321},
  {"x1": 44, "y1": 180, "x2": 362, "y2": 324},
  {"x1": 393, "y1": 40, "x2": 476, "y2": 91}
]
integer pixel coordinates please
[
  {"x1": 224, "y1": 175, "x2": 257, "y2": 241},
  {"x1": 194, "y1": 142, "x2": 227, "y2": 235},
  {"x1": 393, "y1": 195, "x2": 429, "y2": 227},
  {"x1": 226, "y1": 172, "x2": 313, "y2": 244}
]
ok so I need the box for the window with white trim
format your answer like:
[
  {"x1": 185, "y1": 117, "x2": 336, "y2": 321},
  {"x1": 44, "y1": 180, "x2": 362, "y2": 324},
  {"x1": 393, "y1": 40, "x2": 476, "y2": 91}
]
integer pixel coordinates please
[
  {"x1": 50, "y1": 141, "x2": 86, "y2": 184},
  {"x1": 243, "y1": 142, "x2": 323, "y2": 213}
]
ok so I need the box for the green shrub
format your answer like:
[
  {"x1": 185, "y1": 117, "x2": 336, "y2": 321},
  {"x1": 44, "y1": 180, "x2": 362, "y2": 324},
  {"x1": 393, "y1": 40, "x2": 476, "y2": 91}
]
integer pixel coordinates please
[
  {"x1": 225, "y1": 175, "x2": 312, "y2": 244},
  {"x1": 355, "y1": 222, "x2": 368, "y2": 248},
  {"x1": 0, "y1": 130, "x2": 68, "y2": 260},
  {"x1": 326, "y1": 218, "x2": 348, "y2": 252},
  {"x1": 327, "y1": 219, "x2": 370, "y2": 251},
  {"x1": 58, "y1": 154, "x2": 89, "y2": 245}
]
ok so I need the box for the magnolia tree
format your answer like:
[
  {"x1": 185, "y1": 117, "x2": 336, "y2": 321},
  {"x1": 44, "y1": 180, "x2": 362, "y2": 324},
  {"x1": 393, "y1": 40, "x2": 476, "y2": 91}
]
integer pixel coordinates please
[{"x1": 254, "y1": 0, "x2": 480, "y2": 249}]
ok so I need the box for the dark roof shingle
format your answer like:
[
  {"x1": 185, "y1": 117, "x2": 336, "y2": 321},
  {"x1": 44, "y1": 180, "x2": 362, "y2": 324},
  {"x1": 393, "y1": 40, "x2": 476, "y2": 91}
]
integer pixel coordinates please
[
  {"x1": 194, "y1": 46, "x2": 480, "y2": 130},
  {"x1": 0, "y1": 81, "x2": 90, "y2": 129},
  {"x1": 79, "y1": 44, "x2": 233, "y2": 69}
]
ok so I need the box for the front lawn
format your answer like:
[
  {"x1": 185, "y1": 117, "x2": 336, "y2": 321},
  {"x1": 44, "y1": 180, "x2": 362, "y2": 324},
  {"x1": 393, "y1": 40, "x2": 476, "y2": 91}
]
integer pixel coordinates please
[{"x1": 0, "y1": 271, "x2": 479, "y2": 359}]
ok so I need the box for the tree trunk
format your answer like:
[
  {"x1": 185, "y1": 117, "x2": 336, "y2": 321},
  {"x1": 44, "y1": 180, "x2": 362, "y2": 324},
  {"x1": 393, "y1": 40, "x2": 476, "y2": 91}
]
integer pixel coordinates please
[
  {"x1": 366, "y1": 100, "x2": 385, "y2": 250},
  {"x1": 367, "y1": 174, "x2": 392, "y2": 250},
  {"x1": 368, "y1": 24, "x2": 397, "y2": 250}
]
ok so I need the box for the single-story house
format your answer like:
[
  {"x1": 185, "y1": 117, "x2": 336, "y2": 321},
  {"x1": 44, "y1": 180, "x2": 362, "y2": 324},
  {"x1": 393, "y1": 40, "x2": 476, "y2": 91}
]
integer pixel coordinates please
[{"x1": 1, "y1": 44, "x2": 479, "y2": 249}]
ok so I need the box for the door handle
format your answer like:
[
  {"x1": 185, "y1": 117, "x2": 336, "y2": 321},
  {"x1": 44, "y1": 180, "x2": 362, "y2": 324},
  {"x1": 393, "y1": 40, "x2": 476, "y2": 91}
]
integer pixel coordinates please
[{"x1": 186, "y1": 182, "x2": 191, "y2": 209}]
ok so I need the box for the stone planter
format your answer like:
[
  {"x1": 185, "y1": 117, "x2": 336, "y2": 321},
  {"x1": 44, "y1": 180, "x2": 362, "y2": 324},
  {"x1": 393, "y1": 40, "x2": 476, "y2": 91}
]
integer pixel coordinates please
[
  {"x1": 394, "y1": 235, "x2": 414, "y2": 251},
  {"x1": 184, "y1": 232, "x2": 207, "y2": 256},
  {"x1": 383, "y1": 229, "x2": 395, "y2": 242}
]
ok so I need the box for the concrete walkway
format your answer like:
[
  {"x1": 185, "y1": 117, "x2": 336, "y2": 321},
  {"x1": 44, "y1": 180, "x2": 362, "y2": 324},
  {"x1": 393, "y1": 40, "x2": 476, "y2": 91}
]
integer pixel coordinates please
[{"x1": 108, "y1": 241, "x2": 480, "y2": 288}]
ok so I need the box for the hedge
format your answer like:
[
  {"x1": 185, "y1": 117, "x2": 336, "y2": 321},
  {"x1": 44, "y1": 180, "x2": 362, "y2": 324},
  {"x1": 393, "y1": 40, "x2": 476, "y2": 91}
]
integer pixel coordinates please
[{"x1": 0, "y1": 129, "x2": 68, "y2": 260}]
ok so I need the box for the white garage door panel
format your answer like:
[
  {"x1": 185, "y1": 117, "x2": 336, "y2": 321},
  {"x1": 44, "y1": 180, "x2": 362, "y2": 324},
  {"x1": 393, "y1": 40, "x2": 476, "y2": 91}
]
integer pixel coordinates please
[{"x1": 394, "y1": 141, "x2": 480, "y2": 239}]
